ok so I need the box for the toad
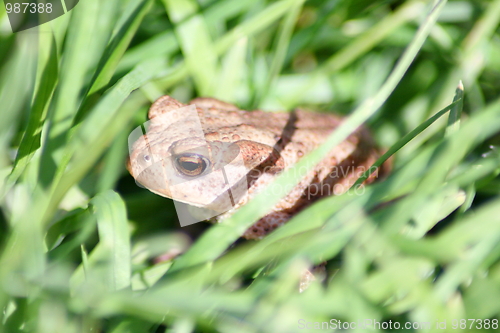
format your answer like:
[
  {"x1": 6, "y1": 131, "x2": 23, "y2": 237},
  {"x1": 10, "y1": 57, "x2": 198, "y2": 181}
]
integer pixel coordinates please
[{"x1": 127, "y1": 95, "x2": 388, "y2": 239}]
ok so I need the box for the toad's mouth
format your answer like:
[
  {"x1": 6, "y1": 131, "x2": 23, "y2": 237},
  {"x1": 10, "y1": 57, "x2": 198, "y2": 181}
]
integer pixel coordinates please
[
  {"x1": 143, "y1": 171, "x2": 250, "y2": 212},
  {"x1": 146, "y1": 186, "x2": 238, "y2": 223}
]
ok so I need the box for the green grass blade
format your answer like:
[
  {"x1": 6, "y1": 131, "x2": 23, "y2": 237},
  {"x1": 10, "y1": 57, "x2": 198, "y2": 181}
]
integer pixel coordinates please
[
  {"x1": 34, "y1": 57, "x2": 166, "y2": 227},
  {"x1": 96, "y1": 129, "x2": 130, "y2": 193},
  {"x1": 434, "y1": 195, "x2": 500, "y2": 300},
  {"x1": 445, "y1": 81, "x2": 464, "y2": 137},
  {"x1": 152, "y1": 0, "x2": 299, "y2": 93},
  {"x1": 405, "y1": 0, "x2": 500, "y2": 152},
  {"x1": 40, "y1": 0, "x2": 121, "y2": 186},
  {"x1": 322, "y1": 1, "x2": 425, "y2": 74},
  {"x1": 214, "y1": 37, "x2": 248, "y2": 101},
  {"x1": 351, "y1": 94, "x2": 463, "y2": 189},
  {"x1": 255, "y1": 0, "x2": 304, "y2": 104},
  {"x1": 117, "y1": 31, "x2": 178, "y2": 73},
  {"x1": 7, "y1": 33, "x2": 58, "y2": 187},
  {"x1": 91, "y1": 190, "x2": 131, "y2": 290},
  {"x1": 86, "y1": 0, "x2": 154, "y2": 96},
  {"x1": 162, "y1": 0, "x2": 218, "y2": 96},
  {"x1": 0, "y1": 34, "x2": 37, "y2": 170},
  {"x1": 116, "y1": 0, "x2": 255, "y2": 74},
  {"x1": 382, "y1": 97, "x2": 500, "y2": 234},
  {"x1": 214, "y1": 0, "x2": 306, "y2": 55}
]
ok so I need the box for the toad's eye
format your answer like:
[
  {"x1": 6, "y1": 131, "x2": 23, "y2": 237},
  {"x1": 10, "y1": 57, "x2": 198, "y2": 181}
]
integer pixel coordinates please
[
  {"x1": 143, "y1": 154, "x2": 151, "y2": 162},
  {"x1": 174, "y1": 153, "x2": 209, "y2": 177}
]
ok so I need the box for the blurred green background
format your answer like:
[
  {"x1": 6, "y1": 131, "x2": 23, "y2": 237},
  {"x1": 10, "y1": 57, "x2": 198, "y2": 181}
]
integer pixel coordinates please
[{"x1": 1, "y1": 0, "x2": 500, "y2": 332}]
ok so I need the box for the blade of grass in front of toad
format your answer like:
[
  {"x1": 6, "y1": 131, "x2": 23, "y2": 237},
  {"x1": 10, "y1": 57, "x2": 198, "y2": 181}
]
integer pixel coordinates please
[{"x1": 167, "y1": 0, "x2": 449, "y2": 273}]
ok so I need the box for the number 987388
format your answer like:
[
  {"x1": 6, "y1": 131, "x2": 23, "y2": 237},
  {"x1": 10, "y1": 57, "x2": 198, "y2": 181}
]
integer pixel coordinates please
[{"x1": 5, "y1": 2, "x2": 53, "y2": 14}]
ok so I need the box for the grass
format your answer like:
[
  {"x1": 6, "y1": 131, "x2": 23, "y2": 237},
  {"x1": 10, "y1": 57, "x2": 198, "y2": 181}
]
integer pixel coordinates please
[{"x1": 1, "y1": 0, "x2": 500, "y2": 332}]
